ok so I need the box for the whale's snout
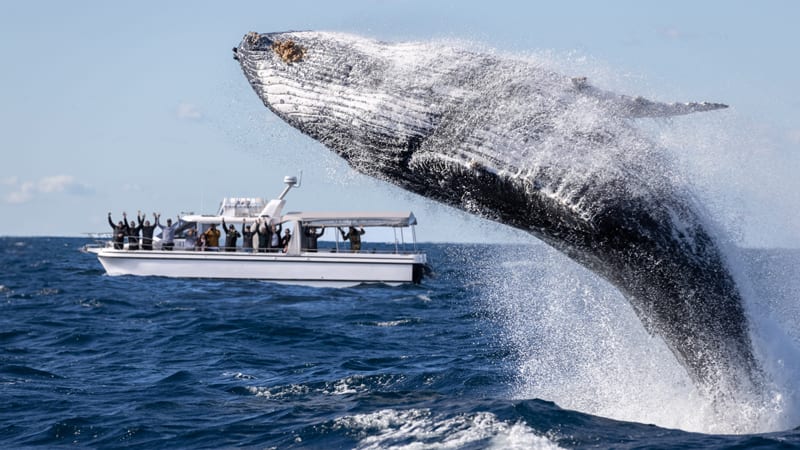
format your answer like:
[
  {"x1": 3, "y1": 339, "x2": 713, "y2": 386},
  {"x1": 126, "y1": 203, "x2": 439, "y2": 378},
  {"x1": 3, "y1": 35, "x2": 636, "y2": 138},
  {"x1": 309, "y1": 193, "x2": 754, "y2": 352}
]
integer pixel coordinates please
[
  {"x1": 234, "y1": 31, "x2": 272, "y2": 59},
  {"x1": 235, "y1": 32, "x2": 306, "y2": 64},
  {"x1": 242, "y1": 31, "x2": 270, "y2": 48}
]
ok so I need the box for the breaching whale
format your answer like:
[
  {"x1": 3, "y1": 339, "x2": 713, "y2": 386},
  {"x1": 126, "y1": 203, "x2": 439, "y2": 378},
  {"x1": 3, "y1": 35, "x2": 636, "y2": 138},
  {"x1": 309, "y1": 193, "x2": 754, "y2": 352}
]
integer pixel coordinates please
[{"x1": 233, "y1": 31, "x2": 762, "y2": 394}]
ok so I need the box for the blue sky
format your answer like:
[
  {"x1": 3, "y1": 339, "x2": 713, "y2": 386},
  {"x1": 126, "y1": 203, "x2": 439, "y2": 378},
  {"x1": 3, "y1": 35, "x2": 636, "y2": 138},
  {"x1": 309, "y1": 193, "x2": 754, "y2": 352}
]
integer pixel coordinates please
[{"x1": 1, "y1": 1, "x2": 798, "y2": 246}]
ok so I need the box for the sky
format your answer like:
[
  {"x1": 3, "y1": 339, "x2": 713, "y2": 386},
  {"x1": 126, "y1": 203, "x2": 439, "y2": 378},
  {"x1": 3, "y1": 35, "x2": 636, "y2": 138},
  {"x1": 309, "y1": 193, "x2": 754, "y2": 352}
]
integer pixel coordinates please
[{"x1": 1, "y1": 1, "x2": 798, "y2": 246}]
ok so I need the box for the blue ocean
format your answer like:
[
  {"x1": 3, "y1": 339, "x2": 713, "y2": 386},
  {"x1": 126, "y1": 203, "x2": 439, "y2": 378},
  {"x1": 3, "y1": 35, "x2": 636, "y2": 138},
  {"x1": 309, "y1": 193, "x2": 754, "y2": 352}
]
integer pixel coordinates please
[{"x1": 2, "y1": 237, "x2": 800, "y2": 449}]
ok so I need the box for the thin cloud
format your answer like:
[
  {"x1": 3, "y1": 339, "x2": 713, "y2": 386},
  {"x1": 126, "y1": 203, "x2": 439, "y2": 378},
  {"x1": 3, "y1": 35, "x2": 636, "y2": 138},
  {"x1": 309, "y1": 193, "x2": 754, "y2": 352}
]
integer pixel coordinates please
[
  {"x1": 658, "y1": 26, "x2": 697, "y2": 41},
  {"x1": 177, "y1": 102, "x2": 203, "y2": 120},
  {"x1": 3, "y1": 175, "x2": 94, "y2": 204},
  {"x1": 2, "y1": 176, "x2": 19, "y2": 186},
  {"x1": 38, "y1": 175, "x2": 77, "y2": 193},
  {"x1": 5, "y1": 181, "x2": 35, "y2": 204}
]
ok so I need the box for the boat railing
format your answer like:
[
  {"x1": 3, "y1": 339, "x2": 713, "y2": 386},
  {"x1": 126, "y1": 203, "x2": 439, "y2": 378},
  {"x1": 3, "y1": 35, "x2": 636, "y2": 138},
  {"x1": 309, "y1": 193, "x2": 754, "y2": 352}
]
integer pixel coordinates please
[{"x1": 84, "y1": 239, "x2": 423, "y2": 255}]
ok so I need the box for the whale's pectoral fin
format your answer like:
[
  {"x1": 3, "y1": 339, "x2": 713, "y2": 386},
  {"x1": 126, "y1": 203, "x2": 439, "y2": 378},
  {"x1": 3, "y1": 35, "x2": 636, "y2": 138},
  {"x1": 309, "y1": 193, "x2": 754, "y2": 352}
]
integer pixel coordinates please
[
  {"x1": 616, "y1": 95, "x2": 729, "y2": 118},
  {"x1": 572, "y1": 77, "x2": 728, "y2": 118}
]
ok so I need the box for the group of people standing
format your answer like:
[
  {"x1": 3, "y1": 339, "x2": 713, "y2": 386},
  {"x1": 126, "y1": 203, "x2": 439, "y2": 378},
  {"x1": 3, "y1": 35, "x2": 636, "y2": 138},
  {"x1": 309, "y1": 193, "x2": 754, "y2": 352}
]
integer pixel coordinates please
[
  {"x1": 108, "y1": 212, "x2": 366, "y2": 253},
  {"x1": 217, "y1": 217, "x2": 288, "y2": 253},
  {"x1": 108, "y1": 211, "x2": 168, "y2": 251}
]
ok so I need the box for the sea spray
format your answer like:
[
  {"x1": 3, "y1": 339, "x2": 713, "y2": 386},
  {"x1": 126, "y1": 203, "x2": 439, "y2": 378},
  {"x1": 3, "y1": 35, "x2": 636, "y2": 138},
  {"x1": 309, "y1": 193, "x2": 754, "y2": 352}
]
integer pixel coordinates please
[
  {"x1": 473, "y1": 96, "x2": 800, "y2": 433},
  {"x1": 660, "y1": 103, "x2": 800, "y2": 431}
]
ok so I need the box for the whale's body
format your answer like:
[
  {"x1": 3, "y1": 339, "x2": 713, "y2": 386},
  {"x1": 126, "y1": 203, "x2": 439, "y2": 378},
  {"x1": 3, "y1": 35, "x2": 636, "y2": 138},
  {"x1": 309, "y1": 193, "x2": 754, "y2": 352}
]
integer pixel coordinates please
[{"x1": 234, "y1": 31, "x2": 760, "y2": 393}]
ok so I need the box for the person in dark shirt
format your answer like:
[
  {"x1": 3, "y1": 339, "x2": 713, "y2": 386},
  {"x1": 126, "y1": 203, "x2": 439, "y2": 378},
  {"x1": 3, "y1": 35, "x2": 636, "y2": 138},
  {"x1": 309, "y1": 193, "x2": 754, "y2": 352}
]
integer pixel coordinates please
[
  {"x1": 303, "y1": 226, "x2": 325, "y2": 252},
  {"x1": 242, "y1": 219, "x2": 255, "y2": 253},
  {"x1": 139, "y1": 212, "x2": 157, "y2": 250},
  {"x1": 280, "y1": 228, "x2": 292, "y2": 252},
  {"x1": 125, "y1": 213, "x2": 142, "y2": 251},
  {"x1": 256, "y1": 218, "x2": 269, "y2": 253},
  {"x1": 108, "y1": 212, "x2": 127, "y2": 250},
  {"x1": 221, "y1": 218, "x2": 241, "y2": 252}
]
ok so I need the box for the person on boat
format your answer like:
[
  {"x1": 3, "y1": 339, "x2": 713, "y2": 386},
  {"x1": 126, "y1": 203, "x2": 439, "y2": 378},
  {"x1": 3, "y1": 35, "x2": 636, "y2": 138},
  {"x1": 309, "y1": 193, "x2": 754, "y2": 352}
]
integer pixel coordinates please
[
  {"x1": 268, "y1": 222, "x2": 283, "y2": 252},
  {"x1": 221, "y1": 218, "x2": 241, "y2": 252},
  {"x1": 242, "y1": 219, "x2": 255, "y2": 253},
  {"x1": 108, "y1": 212, "x2": 127, "y2": 250},
  {"x1": 255, "y1": 217, "x2": 269, "y2": 252},
  {"x1": 139, "y1": 211, "x2": 158, "y2": 251},
  {"x1": 338, "y1": 226, "x2": 365, "y2": 253},
  {"x1": 203, "y1": 223, "x2": 221, "y2": 251},
  {"x1": 280, "y1": 228, "x2": 292, "y2": 253},
  {"x1": 184, "y1": 227, "x2": 198, "y2": 250},
  {"x1": 196, "y1": 233, "x2": 207, "y2": 251},
  {"x1": 303, "y1": 225, "x2": 325, "y2": 252},
  {"x1": 125, "y1": 213, "x2": 142, "y2": 251},
  {"x1": 155, "y1": 213, "x2": 180, "y2": 251}
]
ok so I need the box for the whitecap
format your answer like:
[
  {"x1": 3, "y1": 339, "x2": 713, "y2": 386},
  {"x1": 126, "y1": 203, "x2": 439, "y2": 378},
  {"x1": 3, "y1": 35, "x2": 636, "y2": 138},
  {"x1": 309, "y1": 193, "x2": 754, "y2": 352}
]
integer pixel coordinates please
[
  {"x1": 375, "y1": 319, "x2": 412, "y2": 327},
  {"x1": 334, "y1": 408, "x2": 562, "y2": 449}
]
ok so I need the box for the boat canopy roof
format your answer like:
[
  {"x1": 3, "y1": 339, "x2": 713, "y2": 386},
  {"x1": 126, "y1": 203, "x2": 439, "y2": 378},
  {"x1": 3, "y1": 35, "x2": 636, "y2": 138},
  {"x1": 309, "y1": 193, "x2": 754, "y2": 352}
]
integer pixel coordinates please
[
  {"x1": 282, "y1": 211, "x2": 417, "y2": 228},
  {"x1": 179, "y1": 211, "x2": 417, "y2": 228},
  {"x1": 179, "y1": 214, "x2": 255, "y2": 225}
]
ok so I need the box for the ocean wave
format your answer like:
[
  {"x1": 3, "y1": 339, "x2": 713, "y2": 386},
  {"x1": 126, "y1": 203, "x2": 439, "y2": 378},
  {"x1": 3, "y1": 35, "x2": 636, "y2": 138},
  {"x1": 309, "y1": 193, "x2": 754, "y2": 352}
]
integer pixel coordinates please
[{"x1": 334, "y1": 408, "x2": 562, "y2": 449}]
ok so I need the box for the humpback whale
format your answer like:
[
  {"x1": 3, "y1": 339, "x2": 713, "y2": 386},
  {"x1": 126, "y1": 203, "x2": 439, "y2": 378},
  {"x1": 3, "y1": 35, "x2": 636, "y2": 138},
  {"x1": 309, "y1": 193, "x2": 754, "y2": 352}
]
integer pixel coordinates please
[{"x1": 233, "y1": 31, "x2": 762, "y2": 394}]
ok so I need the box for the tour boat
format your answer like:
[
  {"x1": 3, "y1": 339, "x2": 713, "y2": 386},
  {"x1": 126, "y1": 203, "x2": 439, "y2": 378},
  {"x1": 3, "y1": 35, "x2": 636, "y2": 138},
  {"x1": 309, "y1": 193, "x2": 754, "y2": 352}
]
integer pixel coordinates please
[{"x1": 83, "y1": 176, "x2": 427, "y2": 287}]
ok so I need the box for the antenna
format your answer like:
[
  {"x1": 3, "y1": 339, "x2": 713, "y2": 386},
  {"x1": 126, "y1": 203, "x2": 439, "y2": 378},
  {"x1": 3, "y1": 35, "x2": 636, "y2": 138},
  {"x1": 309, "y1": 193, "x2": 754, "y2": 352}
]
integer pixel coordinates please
[{"x1": 278, "y1": 172, "x2": 301, "y2": 200}]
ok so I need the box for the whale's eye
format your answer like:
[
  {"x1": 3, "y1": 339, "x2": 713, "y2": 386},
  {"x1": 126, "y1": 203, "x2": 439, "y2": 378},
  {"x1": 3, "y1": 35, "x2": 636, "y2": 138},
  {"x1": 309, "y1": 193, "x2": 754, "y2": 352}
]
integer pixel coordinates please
[{"x1": 272, "y1": 40, "x2": 306, "y2": 64}]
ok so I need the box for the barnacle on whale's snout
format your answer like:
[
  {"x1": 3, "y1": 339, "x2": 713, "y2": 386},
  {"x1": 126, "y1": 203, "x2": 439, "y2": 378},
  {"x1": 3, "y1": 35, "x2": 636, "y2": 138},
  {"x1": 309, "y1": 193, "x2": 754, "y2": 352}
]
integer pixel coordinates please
[
  {"x1": 244, "y1": 31, "x2": 260, "y2": 46},
  {"x1": 272, "y1": 39, "x2": 306, "y2": 63}
]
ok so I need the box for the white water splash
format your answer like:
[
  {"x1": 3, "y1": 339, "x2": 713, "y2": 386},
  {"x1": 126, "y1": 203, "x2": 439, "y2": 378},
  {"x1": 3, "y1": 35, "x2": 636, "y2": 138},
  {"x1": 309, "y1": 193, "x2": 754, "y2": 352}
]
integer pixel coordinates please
[
  {"x1": 476, "y1": 143, "x2": 800, "y2": 435},
  {"x1": 334, "y1": 408, "x2": 561, "y2": 450},
  {"x1": 471, "y1": 103, "x2": 800, "y2": 433}
]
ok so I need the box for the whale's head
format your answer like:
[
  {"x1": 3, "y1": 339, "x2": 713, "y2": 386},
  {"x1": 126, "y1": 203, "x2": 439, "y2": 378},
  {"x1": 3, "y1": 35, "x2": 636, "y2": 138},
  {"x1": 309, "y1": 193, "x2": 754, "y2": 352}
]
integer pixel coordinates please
[{"x1": 234, "y1": 31, "x2": 450, "y2": 183}]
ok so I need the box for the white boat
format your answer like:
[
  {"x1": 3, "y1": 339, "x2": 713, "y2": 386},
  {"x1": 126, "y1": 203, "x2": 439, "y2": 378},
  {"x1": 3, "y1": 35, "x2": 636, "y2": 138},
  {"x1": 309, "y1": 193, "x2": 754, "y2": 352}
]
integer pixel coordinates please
[{"x1": 84, "y1": 176, "x2": 427, "y2": 287}]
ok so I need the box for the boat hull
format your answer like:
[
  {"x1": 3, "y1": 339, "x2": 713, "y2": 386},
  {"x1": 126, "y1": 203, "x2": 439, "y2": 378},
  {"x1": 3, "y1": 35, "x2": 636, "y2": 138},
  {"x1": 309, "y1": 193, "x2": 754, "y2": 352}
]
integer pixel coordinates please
[{"x1": 87, "y1": 247, "x2": 425, "y2": 287}]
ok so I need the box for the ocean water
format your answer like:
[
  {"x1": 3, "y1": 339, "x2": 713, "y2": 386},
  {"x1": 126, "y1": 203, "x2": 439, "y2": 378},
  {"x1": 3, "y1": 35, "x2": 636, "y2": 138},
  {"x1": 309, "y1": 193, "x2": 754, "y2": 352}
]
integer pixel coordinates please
[{"x1": 2, "y1": 237, "x2": 799, "y2": 449}]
